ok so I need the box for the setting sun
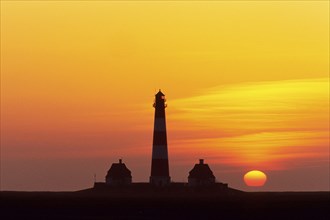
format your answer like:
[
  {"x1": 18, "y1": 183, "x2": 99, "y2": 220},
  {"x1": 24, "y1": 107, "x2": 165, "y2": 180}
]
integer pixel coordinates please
[
  {"x1": 1, "y1": 0, "x2": 328, "y2": 192},
  {"x1": 244, "y1": 170, "x2": 267, "y2": 187}
]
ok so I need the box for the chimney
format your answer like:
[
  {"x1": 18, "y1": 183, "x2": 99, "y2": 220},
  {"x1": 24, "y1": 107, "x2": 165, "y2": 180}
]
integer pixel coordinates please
[
  {"x1": 199, "y1": 159, "x2": 204, "y2": 164},
  {"x1": 119, "y1": 159, "x2": 122, "y2": 164}
]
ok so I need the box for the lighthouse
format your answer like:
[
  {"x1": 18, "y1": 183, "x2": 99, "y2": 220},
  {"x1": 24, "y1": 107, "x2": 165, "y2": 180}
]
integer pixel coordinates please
[{"x1": 150, "y1": 90, "x2": 171, "y2": 186}]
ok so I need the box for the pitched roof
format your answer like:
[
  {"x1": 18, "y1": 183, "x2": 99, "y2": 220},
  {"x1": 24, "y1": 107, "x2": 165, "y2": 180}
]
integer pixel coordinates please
[
  {"x1": 106, "y1": 160, "x2": 132, "y2": 178},
  {"x1": 188, "y1": 159, "x2": 215, "y2": 179}
]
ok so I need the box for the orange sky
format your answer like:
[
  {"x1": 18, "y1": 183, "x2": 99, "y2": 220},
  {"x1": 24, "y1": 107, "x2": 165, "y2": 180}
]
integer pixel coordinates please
[{"x1": 1, "y1": 1, "x2": 329, "y2": 191}]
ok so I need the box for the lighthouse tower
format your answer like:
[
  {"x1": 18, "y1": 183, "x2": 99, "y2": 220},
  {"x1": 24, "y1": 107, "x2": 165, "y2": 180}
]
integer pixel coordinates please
[{"x1": 150, "y1": 90, "x2": 171, "y2": 186}]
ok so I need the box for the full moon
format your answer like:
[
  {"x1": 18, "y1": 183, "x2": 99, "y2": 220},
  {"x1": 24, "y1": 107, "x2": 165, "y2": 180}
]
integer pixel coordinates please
[{"x1": 244, "y1": 170, "x2": 267, "y2": 187}]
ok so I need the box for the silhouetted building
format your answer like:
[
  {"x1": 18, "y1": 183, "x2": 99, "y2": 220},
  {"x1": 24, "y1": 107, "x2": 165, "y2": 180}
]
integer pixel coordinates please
[
  {"x1": 106, "y1": 159, "x2": 132, "y2": 186},
  {"x1": 150, "y1": 90, "x2": 171, "y2": 186},
  {"x1": 188, "y1": 159, "x2": 216, "y2": 187}
]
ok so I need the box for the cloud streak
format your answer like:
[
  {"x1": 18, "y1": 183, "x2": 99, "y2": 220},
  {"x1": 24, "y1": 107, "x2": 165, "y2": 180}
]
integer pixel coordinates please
[{"x1": 169, "y1": 78, "x2": 329, "y2": 170}]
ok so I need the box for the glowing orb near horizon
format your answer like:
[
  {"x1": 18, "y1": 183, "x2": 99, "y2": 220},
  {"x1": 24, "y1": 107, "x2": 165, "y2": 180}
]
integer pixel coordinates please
[{"x1": 244, "y1": 170, "x2": 267, "y2": 187}]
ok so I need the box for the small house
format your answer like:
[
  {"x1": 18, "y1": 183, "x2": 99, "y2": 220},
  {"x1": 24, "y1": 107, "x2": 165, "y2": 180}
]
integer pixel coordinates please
[
  {"x1": 188, "y1": 159, "x2": 216, "y2": 187},
  {"x1": 105, "y1": 159, "x2": 132, "y2": 186}
]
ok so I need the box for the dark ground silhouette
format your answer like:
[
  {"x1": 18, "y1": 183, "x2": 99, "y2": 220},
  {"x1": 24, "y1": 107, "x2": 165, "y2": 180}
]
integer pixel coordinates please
[{"x1": 1, "y1": 188, "x2": 329, "y2": 220}]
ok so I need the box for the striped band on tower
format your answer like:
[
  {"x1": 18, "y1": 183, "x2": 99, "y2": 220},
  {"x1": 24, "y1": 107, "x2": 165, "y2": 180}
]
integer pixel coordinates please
[{"x1": 150, "y1": 90, "x2": 171, "y2": 186}]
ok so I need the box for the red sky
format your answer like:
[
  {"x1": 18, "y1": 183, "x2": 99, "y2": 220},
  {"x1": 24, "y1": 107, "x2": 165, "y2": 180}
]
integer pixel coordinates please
[{"x1": 1, "y1": 1, "x2": 329, "y2": 191}]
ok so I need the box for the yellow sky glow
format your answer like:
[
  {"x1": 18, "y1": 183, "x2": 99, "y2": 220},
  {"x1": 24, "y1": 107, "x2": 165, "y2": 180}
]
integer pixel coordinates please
[
  {"x1": 1, "y1": 1, "x2": 329, "y2": 191},
  {"x1": 169, "y1": 78, "x2": 329, "y2": 170}
]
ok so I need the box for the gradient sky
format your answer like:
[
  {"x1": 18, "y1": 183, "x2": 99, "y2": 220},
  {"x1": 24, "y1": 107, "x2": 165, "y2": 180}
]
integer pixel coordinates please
[{"x1": 1, "y1": 1, "x2": 329, "y2": 191}]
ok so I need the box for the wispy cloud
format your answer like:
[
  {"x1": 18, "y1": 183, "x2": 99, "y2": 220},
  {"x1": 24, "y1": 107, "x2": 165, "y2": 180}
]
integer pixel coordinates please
[{"x1": 168, "y1": 78, "x2": 329, "y2": 170}]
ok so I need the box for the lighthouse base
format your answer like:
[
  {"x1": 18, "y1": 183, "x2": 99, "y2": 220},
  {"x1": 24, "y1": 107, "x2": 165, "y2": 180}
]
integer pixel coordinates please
[{"x1": 150, "y1": 176, "x2": 171, "y2": 187}]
